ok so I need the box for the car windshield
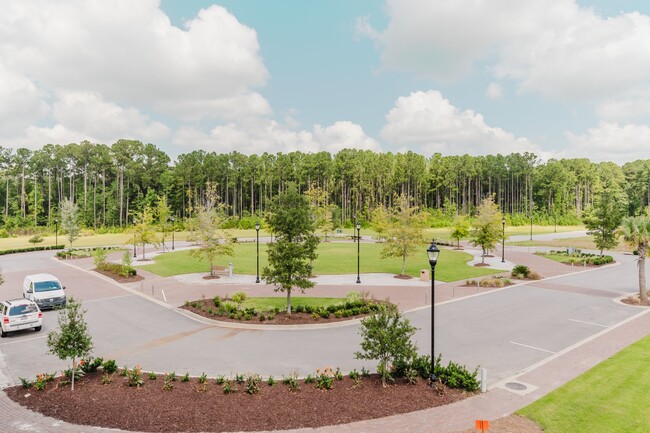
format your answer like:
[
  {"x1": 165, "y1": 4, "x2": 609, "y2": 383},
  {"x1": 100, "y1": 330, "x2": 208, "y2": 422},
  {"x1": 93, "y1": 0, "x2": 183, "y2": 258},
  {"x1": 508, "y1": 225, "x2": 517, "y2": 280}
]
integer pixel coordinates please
[
  {"x1": 9, "y1": 304, "x2": 38, "y2": 315},
  {"x1": 34, "y1": 280, "x2": 62, "y2": 292}
]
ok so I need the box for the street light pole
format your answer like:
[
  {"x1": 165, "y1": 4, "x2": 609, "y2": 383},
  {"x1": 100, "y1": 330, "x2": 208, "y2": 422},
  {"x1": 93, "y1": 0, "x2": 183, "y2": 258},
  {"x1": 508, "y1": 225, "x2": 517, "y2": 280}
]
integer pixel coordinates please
[
  {"x1": 255, "y1": 221, "x2": 260, "y2": 284},
  {"x1": 171, "y1": 217, "x2": 175, "y2": 251},
  {"x1": 54, "y1": 217, "x2": 58, "y2": 246},
  {"x1": 427, "y1": 241, "x2": 440, "y2": 385},
  {"x1": 356, "y1": 221, "x2": 361, "y2": 284},
  {"x1": 133, "y1": 218, "x2": 137, "y2": 258},
  {"x1": 501, "y1": 216, "x2": 506, "y2": 263}
]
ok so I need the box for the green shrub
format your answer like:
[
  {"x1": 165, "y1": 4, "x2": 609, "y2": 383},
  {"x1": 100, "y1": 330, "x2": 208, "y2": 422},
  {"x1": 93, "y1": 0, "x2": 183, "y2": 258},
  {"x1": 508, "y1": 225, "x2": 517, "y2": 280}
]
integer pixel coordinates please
[
  {"x1": 102, "y1": 359, "x2": 118, "y2": 374},
  {"x1": 511, "y1": 265, "x2": 530, "y2": 278},
  {"x1": 232, "y1": 291, "x2": 247, "y2": 304},
  {"x1": 433, "y1": 356, "x2": 480, "y2": 392},
  {"x1": 213, "y1": 296, "x2": 221, "y2": 308},
  {"x1": 245, "y1": 374, "x2": 262, "y2": 394}
]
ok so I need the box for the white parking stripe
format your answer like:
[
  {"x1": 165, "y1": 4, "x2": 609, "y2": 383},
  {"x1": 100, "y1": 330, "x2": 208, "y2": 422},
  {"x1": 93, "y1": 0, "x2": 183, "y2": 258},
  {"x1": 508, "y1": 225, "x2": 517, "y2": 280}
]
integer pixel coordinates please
[
  {"x1": 510, "y1": 341, "x2": 556, "y2": 354},
  {"x1": 569, "y1": 318, "x2": 609, "y2": 328},
  {"x1": 0, "y1": 335, "x2": 47, "y2": 346}
]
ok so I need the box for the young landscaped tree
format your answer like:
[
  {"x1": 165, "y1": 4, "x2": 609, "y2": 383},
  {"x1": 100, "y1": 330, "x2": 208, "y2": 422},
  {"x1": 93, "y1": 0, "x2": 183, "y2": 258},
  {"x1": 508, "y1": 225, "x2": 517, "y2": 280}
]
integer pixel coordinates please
[
  {"x1": 380, "y1": 194, "x2": 427, "y2": 276},
  {"x1": 304, "y1": 183, "x2": 335, "y2": 242},
  {"x1": 450, "y1": 215, "x2": 470, "y2": 249},
  {"x1": 469, "y1": 196, "x2": 504, "y2": 265},
  {"x1": 620, "y1": 216, "x2": 650, "y2": 304},
  {"x1": 60, "y1": 198, "x2": 80, "y2": 248},
  {"x1": 155, "y1": 195, "x2": 172, "y2": 250},
  {"x1": 131, "y1": 207, "x2": 160, "y2": 260},
  {"x1": 355, "y1": 305, "x2": 418, "y2": 387},
  {"x1": 371, "y1": 203, "x2": 390, "y2": 242},
  {"x1": 262, "y1": 183, "x2": 320, "y2": 314},
  {"x1": 47, "y1": 297, "x2": 93, "y2": 391},
  {"x1": 583, "y1": 177, "x2": 628, "y2": 256},
  {"x1": 189, "y1": 182, "x2": 235, "y2": 276}
]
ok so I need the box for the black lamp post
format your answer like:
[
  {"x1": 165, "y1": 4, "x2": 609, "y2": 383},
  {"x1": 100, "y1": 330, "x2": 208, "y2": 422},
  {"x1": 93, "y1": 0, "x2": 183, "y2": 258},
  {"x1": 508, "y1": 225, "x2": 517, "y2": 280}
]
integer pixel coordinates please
[
  {"x1": 133, "y1": 218, "x2": 137, "y2": 258},
  {"x1": 171, "y1": 217, "x2": 175, "y2": 251},
  {"x1": 54, "y1": 217, "x2": 58, "y2": 246},
  {"x1": 356, "y1": 221, "x2": 361, "y2": 284},
  {"x1": 255, "y1": 221, "x2": 261, "y2": 284},
  {"x1": 501, "y1": 216, "x2": 506, "y2": 263},
  {"x1": 427, "y1": 240, "x2": 440, "y2": 384}
]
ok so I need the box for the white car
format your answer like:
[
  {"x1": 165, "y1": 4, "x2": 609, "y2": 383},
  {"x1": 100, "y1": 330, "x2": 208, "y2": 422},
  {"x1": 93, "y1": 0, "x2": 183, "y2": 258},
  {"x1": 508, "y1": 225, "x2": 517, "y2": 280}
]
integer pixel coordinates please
[
  {"x1": 0, "y1": 298, "x2": 43, "y2": 337},
  {"x1": 22, "y1": 273, "x2": 67, "y2": 310}
]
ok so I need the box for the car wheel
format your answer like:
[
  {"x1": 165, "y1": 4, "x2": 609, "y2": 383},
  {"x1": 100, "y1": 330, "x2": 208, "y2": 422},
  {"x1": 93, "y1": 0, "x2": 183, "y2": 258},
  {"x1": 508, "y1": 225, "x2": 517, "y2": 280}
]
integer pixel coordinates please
[
  {"x1": 0, "y1": 329, "x2": 6, "y2": 338},
  {"x1": 34, "y1": 326, "x2": 42, "y2": 332}
]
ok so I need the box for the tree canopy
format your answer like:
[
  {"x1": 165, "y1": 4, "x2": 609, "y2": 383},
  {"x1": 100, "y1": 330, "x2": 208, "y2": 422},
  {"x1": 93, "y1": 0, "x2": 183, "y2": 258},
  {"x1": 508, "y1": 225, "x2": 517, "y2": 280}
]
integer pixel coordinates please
[{"x1": 262, "y1": 184, "x2": 320, "y2": 314}]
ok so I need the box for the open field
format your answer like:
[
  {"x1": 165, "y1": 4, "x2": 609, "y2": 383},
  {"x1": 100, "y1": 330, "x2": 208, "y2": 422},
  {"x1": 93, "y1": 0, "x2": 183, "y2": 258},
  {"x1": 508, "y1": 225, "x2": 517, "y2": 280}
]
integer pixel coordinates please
[
  {"x1": 0, "y1": 224, "x2": 585, "y2": 251},
  {"x1": 519, "y1": 334, "x2": 650, "y2": 433},
  {"x1": 140, "y1": 241, "x2": 505, "y2": 281}
]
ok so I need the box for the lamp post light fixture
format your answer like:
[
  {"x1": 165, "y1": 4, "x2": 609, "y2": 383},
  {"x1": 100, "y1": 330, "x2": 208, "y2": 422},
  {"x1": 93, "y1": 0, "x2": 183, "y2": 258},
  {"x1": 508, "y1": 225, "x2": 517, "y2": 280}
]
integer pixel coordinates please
[
  {"x1": 255, "y1": 221, "x2": 261, "y2": 284},
  {"x1": 501, "y1": 216, "x2": 506, "y2": 263},
  {"x1": 54, "y1": 217, "x2": 58, "y2": 246},
  {"x1": 171, "y1": 217, "x2": 175, "y2": 251},
  {"x1": 427, "y1": 240, "x2": 440, "y2": 384},
  {"x1": 356, "y1": 221, "x2": 361, "y2": 284}
]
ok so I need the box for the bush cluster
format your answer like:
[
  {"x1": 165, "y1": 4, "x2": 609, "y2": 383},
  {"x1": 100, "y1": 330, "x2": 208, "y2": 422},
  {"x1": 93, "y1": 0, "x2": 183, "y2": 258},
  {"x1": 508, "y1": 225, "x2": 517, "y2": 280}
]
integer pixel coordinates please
[
  {"x1": 0, "y1": 244, "x2": 64, "y2": 256},
  {"x1": 97, "y1": 261, "x2": 137, "y2": 277},
  {"x1": 185, "y1": 295, "x2": 382, "y2": 322},
  {"x1": 539, "y1": 250, "x2": 614, "y2": 266}
]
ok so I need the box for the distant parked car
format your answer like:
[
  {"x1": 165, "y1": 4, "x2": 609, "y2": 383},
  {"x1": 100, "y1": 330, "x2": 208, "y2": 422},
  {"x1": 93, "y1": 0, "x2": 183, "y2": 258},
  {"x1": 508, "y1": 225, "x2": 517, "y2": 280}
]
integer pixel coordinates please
[
  {"x1": 0, "y1": 298, "x2": 42, "y2": 337},
  {"x1": 22, "y1": 273, "x2": 67, "y2": 310}
]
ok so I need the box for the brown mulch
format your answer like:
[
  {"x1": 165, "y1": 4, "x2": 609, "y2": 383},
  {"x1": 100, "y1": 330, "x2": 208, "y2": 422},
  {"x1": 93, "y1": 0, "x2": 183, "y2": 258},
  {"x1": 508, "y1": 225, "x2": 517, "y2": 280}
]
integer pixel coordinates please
[
  {"x1": 474, "y1": 263, "x2": 490, "y2": 267},
  {"x1": 5, "y1": 372, "x2": 472, "y2": 433},
  {"x1": 93, "y1": 269, "x2": 144, "y2": 283},
  {"x1": 202, "y1": 275, "x2": 222, "y2": 280},
  {"x1": 182, "y1": 299, "x2": 379, "y2": 325},
  {"x1": 393, "y1": 274, "x2": 413, "y2": 280},
  {"x1": 621, "y1": 294, "x2": 650, "y2": 306}
]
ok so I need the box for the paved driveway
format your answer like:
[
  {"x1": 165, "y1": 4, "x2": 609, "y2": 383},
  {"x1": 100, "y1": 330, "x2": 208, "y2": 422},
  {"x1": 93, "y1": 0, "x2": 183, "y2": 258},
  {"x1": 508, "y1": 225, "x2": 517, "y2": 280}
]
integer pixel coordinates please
[{"x1": 0, "y1": 249, "x2": 645, "y2": 391}]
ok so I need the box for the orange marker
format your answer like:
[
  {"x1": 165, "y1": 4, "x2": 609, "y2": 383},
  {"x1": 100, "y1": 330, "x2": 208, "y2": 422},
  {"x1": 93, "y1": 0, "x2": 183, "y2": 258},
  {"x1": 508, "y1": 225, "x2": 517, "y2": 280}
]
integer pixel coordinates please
[{"x1": 475, "y1": 420, "x2": 490, "y2": 432}]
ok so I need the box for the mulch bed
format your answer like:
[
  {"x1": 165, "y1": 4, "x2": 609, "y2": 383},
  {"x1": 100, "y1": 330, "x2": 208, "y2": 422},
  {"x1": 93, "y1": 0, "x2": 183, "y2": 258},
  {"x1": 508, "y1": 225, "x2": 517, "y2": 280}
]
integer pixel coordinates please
[
  {"x1": 94, "y1": 268, "x2": 144, "y2": 283},
  {"x1": 182, "y1": 299, "x2": 382, "y2": 325},
  {"x1": 393, "y1": 274, "x2": 413, "y2": 280},
  {"x1": 5, "y1": 372, "x2": 471, "y2": 433}
]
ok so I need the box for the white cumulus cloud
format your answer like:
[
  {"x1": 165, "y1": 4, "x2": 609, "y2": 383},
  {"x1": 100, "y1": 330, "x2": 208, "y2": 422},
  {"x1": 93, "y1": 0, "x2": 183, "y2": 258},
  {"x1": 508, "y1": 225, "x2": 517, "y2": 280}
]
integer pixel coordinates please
[
  {"x1": 366, "y1": 1, "x2": 650, "y2": 105},
  {"x1": 380, "y1": 90, "x2": 543, "y2": 157},
  {"x1": 565, "y1": 122, "x2": 650, "y2": 164}
]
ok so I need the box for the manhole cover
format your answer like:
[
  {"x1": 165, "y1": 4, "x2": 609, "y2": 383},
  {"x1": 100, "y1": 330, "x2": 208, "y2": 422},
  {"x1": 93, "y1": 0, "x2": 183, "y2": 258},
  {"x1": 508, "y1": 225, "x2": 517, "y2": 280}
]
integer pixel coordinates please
[{"x1": 505, "y1": 382, "x2": 528, "y2": 391}]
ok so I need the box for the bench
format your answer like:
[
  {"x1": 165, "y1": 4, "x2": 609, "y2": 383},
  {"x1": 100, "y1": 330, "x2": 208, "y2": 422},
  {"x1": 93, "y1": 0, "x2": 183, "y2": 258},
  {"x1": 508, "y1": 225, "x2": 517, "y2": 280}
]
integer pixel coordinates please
[{"x1": 210, "y1": 265, "x2": 230, "y2": 277}]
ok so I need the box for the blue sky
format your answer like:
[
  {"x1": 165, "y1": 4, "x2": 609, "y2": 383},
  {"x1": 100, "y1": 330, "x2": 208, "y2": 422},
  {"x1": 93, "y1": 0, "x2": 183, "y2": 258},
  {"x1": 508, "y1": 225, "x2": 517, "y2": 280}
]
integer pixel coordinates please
[{"x1": 2, "y1": 1, "x2": 650, "y2": 164}]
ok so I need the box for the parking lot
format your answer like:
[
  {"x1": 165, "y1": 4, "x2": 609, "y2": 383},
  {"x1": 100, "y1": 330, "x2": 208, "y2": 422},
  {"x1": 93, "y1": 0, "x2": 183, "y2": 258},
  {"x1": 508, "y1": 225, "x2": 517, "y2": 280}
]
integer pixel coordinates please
[{"x1": 0, "y1": 248, "x2": 645, "y2": 391}]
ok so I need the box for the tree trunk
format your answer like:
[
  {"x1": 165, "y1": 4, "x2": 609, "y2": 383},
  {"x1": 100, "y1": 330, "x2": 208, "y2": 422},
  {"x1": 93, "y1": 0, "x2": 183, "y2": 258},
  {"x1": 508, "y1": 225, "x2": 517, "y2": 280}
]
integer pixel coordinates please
[
  {"x1": 286, "y1": 288, "x2": 292, "y2": 315},
  {"x1": 640, "y1": 244, "x2": 648, "y2": 304},
  {"x1": 71, "y1": 357, "x2": 76, "y2": 391}
]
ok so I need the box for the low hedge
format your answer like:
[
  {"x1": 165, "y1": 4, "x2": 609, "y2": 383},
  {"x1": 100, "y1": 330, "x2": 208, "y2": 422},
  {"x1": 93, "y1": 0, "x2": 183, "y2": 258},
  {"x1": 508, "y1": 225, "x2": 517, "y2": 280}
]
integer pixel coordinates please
[
  {"x1": 0, "y1": 245, "x2": 65, "y2": 255},
  {"x1": 97, "y1": 262, "x2": 136, "y2": 277}
]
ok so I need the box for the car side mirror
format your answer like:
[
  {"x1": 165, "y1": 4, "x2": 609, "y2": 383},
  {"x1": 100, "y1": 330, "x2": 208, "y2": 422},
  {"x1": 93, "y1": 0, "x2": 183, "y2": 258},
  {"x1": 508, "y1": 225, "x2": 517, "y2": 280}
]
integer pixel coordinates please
[
  {"x1": 62, "y1": 286, "x2": 66, "y2": 290},
  {"x1": 27, "y1": 289, "x2": 33, "y2": 294}
]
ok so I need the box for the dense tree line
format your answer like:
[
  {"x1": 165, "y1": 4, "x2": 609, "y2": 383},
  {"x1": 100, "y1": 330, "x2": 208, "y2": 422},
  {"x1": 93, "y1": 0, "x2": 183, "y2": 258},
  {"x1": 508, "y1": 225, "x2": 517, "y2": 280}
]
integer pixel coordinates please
[{"x1": 1, "y1": 140, "x2": 649, "y2": 230}]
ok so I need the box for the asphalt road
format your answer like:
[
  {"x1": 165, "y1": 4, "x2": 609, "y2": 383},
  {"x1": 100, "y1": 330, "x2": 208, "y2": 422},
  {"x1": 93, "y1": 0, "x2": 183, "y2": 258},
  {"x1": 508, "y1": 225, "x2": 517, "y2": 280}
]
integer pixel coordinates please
[{"x1": 0, "y1": 249, "x2": 645, "y2": 388}]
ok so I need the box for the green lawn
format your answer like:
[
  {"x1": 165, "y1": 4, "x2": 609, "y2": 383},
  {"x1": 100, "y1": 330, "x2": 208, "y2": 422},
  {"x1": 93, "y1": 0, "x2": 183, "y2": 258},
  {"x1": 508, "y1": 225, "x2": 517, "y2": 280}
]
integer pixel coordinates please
[
  {"x1": 240, "y1": 297, "x2": 347, "y2": 311},
  {"x1": 140, "y1": 241, "x2": 504, "y2": 282},
  {"x1": 518, "y1": 334, "x2": 650, "y2": 433}
]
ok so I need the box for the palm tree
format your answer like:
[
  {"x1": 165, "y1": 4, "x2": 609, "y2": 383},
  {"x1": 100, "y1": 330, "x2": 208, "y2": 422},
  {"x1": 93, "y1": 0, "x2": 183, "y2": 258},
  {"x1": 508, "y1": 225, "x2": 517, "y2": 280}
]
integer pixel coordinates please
[{"x1": 620, "y1": 216, "x2": 650, "y2": 304}]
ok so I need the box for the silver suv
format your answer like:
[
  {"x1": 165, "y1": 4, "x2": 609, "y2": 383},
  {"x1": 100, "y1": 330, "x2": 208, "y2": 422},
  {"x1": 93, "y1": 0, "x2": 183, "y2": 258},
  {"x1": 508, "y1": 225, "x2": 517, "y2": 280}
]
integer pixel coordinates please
[{"x1": 0, "y1": 298, "x2": 43, "y2": 338}]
